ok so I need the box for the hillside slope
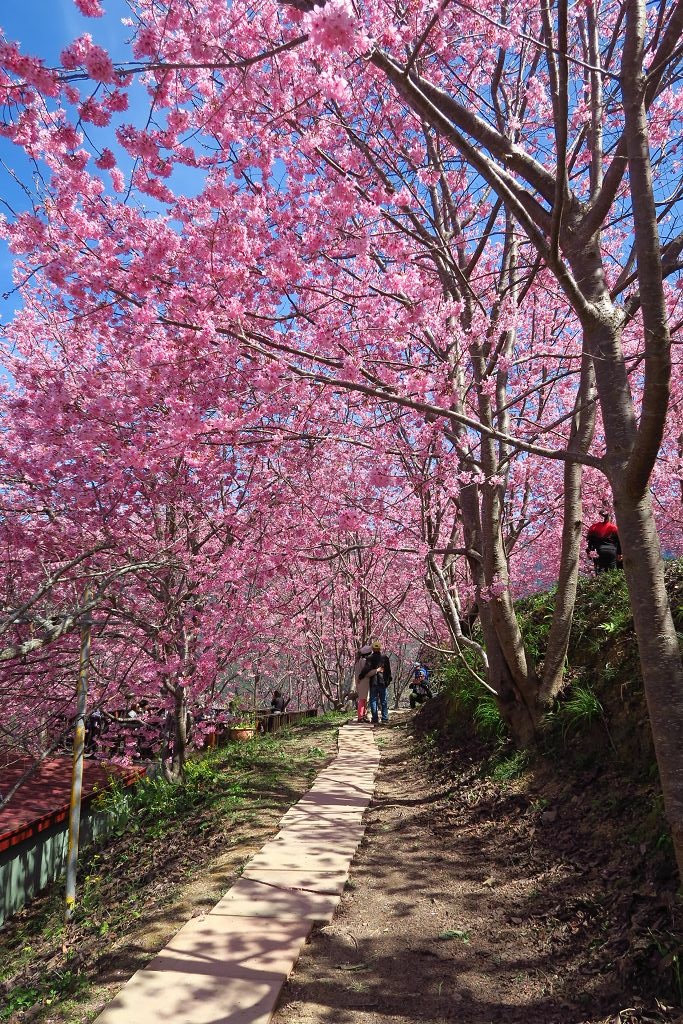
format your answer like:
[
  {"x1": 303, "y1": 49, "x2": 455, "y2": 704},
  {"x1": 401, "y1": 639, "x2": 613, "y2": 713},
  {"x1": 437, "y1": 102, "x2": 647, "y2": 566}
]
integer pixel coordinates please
[{"x1": 413, "y1": 565, "x2": 683, "y2": 1013}]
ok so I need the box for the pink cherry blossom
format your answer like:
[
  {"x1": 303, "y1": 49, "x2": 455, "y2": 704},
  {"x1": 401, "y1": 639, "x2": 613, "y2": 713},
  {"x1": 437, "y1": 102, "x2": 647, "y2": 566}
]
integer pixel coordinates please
[{"x1": 74, "y1": 0, "x2": 105, "y2": 15}]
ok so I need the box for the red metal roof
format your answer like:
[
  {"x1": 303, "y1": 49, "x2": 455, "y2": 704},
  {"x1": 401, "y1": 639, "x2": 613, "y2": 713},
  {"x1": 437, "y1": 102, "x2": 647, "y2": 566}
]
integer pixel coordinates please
[{"x1": 0, "y1": 754, "x2": 139, "y2": 853}]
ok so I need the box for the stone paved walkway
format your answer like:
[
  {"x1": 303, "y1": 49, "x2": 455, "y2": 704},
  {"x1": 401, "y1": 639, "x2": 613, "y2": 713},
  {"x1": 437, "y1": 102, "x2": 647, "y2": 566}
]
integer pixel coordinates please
[{"x1": 94, "y1": 722, "x2": 378, "y2": 1024}]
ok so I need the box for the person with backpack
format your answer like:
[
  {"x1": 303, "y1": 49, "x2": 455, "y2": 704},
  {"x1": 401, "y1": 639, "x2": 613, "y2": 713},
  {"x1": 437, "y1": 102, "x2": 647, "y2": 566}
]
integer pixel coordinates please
[
  {"x1": 364, "y1": 639, "x2": 392, "y2": 725},
  {"x1": 409, "y1": 663, "x2": 433, "y2": 709},
  {"x1": 586, "y1": 512, "x2": 622, "y2": 574}
]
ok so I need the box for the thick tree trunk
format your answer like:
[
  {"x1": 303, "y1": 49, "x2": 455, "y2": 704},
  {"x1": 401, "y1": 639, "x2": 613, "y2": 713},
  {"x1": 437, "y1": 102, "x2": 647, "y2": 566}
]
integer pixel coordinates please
[
  {"x1": 576, "y1": 293, "x2": 683, "y2": 877},
  {"x1": 481, "y1": 603, "x2": 537, "y2": 745},
  {"x1": 458, "y1": 478, "x2": 536, "y2": 744},
  {"x1": 560, "y1": 174, "x2": 683, "y2": 869},
  {"x1": 174, "y1": 687, "x2": 188, "y2": 779},
  {"x1": 612, "y1": 488, "x2": 683, "y2": 876},
  {"x1": 162, "y1": 685, "x2": 188, "y2": 783}
]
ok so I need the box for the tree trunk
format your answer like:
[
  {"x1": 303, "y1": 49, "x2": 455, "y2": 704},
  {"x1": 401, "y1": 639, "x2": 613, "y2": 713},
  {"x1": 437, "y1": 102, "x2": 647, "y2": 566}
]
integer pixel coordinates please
[
  {"x1": 576, "y1": 291, "x2": 683, "y2": 878},
  {"x1": 611, "y1": 487, "x2": 683, "y2": 876},
  {"x1": 459, "y1": 477, "x2": 538, "y2": 744},
  {"x1": 478, "y1": 417, "x2": 539, "y2": 743},
  {"x1": 162, "y1": 685, "x2": 188, "y2": 783}
]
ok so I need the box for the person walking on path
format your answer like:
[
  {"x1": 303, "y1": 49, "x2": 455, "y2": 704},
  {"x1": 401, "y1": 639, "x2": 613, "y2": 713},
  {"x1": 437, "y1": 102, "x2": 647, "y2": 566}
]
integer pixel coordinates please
[
  {"x1": 586, "y1": 511, "x2": 622, "y2": 574},
  {"x1": 366, "y1": 640, "x2": 392, "y2": 726},
  {"x1": 354, "y1": 644, "x2": 373, "y2": 722}
]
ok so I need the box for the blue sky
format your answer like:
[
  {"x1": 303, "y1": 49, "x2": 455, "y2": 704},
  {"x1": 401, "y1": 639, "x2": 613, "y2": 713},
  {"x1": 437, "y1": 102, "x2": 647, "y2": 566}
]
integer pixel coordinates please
[
  {"x1": 0, "y1": 1, "x2": 133, "y2": 320},
  {"x1": 0, "y1": 1, "x2": 131, "y2": 65}
]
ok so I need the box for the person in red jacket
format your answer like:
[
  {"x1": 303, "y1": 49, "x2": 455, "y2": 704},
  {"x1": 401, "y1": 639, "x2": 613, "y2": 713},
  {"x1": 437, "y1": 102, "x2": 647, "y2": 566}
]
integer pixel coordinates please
[{"x1": 586, "y1": 512, "x2": 622, "y2": 574}]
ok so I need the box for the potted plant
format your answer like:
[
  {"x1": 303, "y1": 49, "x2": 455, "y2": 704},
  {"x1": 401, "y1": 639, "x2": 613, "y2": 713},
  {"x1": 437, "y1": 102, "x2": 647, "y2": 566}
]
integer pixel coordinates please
[
  {"x1": 228, "y1": 696, "x2": 256, "y2": 741},
  {"x1": 228, "y1": 721, "x2": 256, "y2": 741}
]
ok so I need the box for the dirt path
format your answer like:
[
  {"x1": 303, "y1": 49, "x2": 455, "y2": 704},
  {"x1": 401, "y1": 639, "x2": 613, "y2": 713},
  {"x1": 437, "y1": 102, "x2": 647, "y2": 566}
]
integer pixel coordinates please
[{"x1": 272, "y1": 719, "x2": 680, "y2": 1024}]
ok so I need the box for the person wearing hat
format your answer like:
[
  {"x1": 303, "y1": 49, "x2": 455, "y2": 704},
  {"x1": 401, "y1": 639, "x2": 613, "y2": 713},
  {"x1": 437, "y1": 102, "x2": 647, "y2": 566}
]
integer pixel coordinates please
[
  {"x1": 353, "y1": 644, "x2": 373, "y2": 722},
  {"x1": 365, "y1": 640, "x2": 392, "y2": 725}
]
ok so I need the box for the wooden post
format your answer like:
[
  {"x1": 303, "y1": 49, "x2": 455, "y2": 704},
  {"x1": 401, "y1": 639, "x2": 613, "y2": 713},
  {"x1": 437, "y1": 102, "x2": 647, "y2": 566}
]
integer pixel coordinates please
[{"x1": 64, "y1": 591, "x2": 93, "y2": 927}]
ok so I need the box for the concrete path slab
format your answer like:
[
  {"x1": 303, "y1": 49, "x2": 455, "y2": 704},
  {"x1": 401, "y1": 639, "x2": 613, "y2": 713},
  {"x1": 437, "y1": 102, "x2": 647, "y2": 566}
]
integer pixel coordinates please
[
  {"x1": 276, "y1": 814, "x2": 367, "y2": 833},
  {"x1": 276, "y1": 809, "x2": 366, "y2": 829},
  {"x1": 208, "y1": 898, "x2": 337, "y2": 925},
  {"x1": 223, "y1": 876, "x2": 344, "y2": 917},
  {"x1": 266, "y1": 834, "x2": 363, "y2": 856},
  {"x1": 309, "y1": 771, "x2": 376, "y2": 786},
  {"x1": 276, "y1": 815, "x2": 364, "y2": 831},
  {"x1": 279, "y1": 798, "x2": 365, "y2": 811},
  {"x1": 241, "y1": 865, "x2": 349, "y2": 895},
  {"x1": 310, "y1": 771, "x2": 376, "y2": 783},
  {"x1": 282, "y1": 793, "x2": 369, "y2": 808},
  {"x1": 321, "y1": 779, "x2": 376, "y2": 787},
  {"x1": 273, "y1": 824, "x2": 365, "y2": 847},
  {"x1": 254, "y1": 834, "x2": 359, "y2": 852},
  {"x1": 307, "y1": 784, "x2": 375, "y2": 800},
  {"x1": 213, "y1": 877, "x2": 341, "y2": 924},
  {"x1": 93, "y1": 722, "x2": 377, "y2": 1024},
  {"x1": 316, "y1": 752, "x2": 377, "y2": 761},
  {"x1": 246, "y1": 845, "x2": 354, "y2": 872},
  {"x1": 331, "y1": 762, "x2": 378, "y2": 771},
  {"x1": 95, "y1": 916, "x2": 311, "y2": 1024},
  {"x1": 292, "y1": 792, "x2": 369, "y2": 810}
]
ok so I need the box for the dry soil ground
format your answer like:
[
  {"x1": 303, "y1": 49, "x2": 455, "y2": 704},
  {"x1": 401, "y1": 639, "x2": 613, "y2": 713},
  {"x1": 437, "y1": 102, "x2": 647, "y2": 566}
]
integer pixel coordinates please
[{"x1": 273, "y1": 716, "x2": 683, "y2": 1024}]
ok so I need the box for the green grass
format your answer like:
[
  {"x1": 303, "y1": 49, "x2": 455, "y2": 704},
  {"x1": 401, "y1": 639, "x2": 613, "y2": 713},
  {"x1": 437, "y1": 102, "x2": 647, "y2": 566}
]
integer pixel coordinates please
[
  {"x1": 486, "y1": 750, "x2": 529, "y2": 783},
  {"x1": 472, "y1": 693, "x2": 505, "y2": 741},
  {"x1": 555, "y1": 686, "x2": 604, "y2": 739},
  {"x1": 438, "y1": 656, "x2": 506, "y2": 745},
  {"x1": 306, "y1": 709, "x2": 349, "y2": 728},
  {"x1": 438, "y1": 927, "x2": 471, "y2": 943},
  {"x1": 95, "y1": 723, "x2": 333, "y2": 842}
]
